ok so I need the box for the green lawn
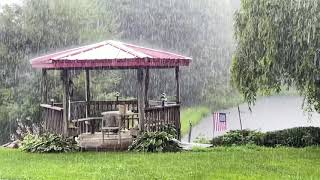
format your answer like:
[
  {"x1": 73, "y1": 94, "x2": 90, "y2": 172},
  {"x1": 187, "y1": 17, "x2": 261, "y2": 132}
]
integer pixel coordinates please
[
  {"x1": 181, "y1": 106, "x2": 210, "y2": 135},
  {"x1": 1, "y1": 146, "x2": 319, "y2": 180}
]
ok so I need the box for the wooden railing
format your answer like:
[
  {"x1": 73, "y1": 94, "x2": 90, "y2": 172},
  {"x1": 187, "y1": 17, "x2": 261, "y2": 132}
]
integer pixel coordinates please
[
  {"x1": 144, "y1": 104, "x2": 181, "y2": 139},
  {"x1": 74, "y1": 113, "x2": 139, "y2": 135},
  {"x1": 41, "y1": 100, "x2": 181, "y2": 138},
  {"x1": 89, "y1": 99, "x2": 138, "y2": 116},
  {"x1": 148, "y1": 100, "x2": 177, "y2": 107},
  {"x1": 70, "y1": 99, "x2": 138, "y2": 120},
  {"x1": 40, "y1": 104, "x2": 64, "y2": 135}
]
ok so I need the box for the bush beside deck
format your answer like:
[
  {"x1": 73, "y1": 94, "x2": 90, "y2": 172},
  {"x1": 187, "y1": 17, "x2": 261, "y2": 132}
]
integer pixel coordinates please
[{"x1": 1, "y1": 146, "x2": 319, "y2": 179}]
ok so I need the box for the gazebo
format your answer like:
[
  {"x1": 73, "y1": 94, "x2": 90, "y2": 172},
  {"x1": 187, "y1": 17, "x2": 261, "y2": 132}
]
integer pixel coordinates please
[{"x1": 30, "y1": 40, "x2": 191, "y2": 148}]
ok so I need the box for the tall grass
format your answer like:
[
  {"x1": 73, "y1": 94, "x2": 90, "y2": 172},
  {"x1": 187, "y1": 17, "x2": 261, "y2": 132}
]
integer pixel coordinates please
[{"x1": 0, "y1": 147, "x2": 319, "y2": 179}]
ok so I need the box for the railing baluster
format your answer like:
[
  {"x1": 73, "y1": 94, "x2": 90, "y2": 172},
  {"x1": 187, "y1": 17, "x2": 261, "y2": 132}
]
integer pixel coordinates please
[{"x1": 144, "y1": 105, "x2": 180, "y2": 133}]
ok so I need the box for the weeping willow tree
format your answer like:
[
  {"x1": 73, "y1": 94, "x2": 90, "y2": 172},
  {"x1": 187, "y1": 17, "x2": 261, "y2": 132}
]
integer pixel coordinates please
[{"x1": 231, "y1": 0, "x2": 320, "y2": 111}]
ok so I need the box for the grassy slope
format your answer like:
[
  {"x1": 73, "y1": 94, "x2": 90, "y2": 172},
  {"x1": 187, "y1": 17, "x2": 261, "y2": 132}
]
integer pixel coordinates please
[
  {"x1": 0, "y1": 147, "x2": 319, "y2": 180},
  {"x1": 180, "y1": 106, "x2": 210, "y2": 135}
]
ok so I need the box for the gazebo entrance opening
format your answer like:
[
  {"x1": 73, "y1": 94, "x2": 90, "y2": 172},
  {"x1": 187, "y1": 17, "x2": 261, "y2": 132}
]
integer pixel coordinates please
[{"x1": 31, "y1": 40, "x2": 191, "y2": 149}]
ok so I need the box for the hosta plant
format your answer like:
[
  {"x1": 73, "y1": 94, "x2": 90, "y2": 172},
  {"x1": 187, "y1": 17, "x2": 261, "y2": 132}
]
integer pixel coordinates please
[
  {"x1": 129, "y1": 131, "x2": 181, "y2": 152},
  {"x1": 21, "y1": 133, "x2": 79, "y2": 153}
]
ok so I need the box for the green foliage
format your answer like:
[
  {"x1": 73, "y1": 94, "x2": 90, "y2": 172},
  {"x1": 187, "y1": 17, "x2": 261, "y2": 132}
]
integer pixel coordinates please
[
  {"x1": 21, "y1": 133, "x2": 78, "y2": 153},
  {"x1": 232, "y1": 0, "x2": 320, "y2": 110},
  {"x1": 263, "y1": 127, "x2": 320, "y2": 147},
  {"x1": 159, "y1": 124, "x2": 178, "y2": 138},
  {"x1": 212, "y1": 130, "x2": 264, "y2": 146},
  {"x1": 128, "y1": 131, "x2": 181, "y2": 152},
  {"x1": 212, "y1": 127, "x2": 320, "y2": 147},
  {"x1": 0, "y1": 0, "x2": 114, "y2": 143},
  {"x1": 1, "y1": 146, "x2": 320, "y2": 179}
]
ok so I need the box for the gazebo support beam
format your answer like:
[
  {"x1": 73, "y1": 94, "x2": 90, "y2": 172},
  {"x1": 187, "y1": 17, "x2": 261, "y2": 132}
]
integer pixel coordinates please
[
  {"x1": 42, "y1": 69, "x2": 48, "y2": 104},
  {"x1": 175, "y1": 67, "x2": 180, "y2": 104},
  {"x1": 85, "y1": 69, "x2": 90, "y2": 117},
  {"x1": 137, "y1": 68, "x2": 146, "y2": 131},
  {"x1": 61, "y1": 70, "x2": 70, "y2": 136},
  {"x1": 145, "y1": 68, "x2": 149, "y2": 108}
]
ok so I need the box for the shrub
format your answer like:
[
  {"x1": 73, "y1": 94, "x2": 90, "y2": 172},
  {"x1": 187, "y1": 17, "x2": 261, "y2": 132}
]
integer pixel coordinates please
[
  {"x1": 212, "y1": 127, "x2": 320, "y2": 148},
  {"x1": 21, "y1": 133, "x2": 79, "y2": 153},
  {"x1": 128, "y1": 131, "x2": 181, "y2": 152},
  {"x1": 212, "y1": 130, "x2": 264, "y2": 146},
  {"x1": 263, "y1": 127, "x2": 320, "y2": 147},
  {"x1": 159, "y1": 124, "x2": 177, "y2": 138}
]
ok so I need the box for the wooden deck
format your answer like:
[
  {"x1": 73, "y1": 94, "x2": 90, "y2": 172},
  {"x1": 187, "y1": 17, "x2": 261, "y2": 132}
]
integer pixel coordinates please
[
  {"x1": 78, "y1": 131, "x2": 133, "y2": 151},
  {"x1": 41, "y1": 100, "x2": 181, "y2": 138}
]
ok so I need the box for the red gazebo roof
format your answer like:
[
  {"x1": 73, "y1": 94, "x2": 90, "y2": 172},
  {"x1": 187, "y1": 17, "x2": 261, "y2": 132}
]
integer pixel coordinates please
[{"x1": 30, "y1": 40, "x2": 191, "y2": 69}]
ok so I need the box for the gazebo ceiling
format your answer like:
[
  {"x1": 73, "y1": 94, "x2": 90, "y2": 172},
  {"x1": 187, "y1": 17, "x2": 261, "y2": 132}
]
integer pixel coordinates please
[{"x1": 30, "y1": 40, "x2": 191, "y2": 69}]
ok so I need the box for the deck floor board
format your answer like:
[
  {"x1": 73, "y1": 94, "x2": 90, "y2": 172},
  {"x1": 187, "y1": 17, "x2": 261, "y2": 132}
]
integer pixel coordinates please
[{"x1": 78, "y1": 132, "x2": 133, "y2": 151}]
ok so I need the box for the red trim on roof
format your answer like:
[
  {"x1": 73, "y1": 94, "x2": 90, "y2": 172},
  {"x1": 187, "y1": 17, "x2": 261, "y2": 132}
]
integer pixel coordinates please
[
  {"x1": 32, "y1": 58, "x2": 190, "y2": 69},
  {"x1": 30, "y1": 40, "x2": 191, "y2": 70}
]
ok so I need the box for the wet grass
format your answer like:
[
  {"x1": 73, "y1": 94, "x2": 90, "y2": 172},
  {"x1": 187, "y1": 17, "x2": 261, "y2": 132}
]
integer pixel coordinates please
[
  {"x1": 180, "y1": 106, "x2": 210, "y2": 135},
  {"x1": 0, "y1": 146, "x2": 319, "y2": 180}
]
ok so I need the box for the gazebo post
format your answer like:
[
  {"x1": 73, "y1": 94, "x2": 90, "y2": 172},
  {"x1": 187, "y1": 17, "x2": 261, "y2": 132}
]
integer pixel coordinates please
[
  {"x1": 175, "y1": 67, "x2": 180, "y2": 104},
  {"x1": 175, "y1": 67, "x2": 181, "y2": 139},
  {"x1": 85, "y1": 69, "x2": 90, "y2": 117},
  {"x1": 41, "y1": 69, "x2": 48, "y2": 104},
  {"x1": 61, "y1": 69, "x2": 70, "y2": 136},
  {"x1": 137, "y1": 68, "x2": 146, "y2": 131},
  {"x1": 145, "y1": 68, "x2": 149, "y2": 108}
]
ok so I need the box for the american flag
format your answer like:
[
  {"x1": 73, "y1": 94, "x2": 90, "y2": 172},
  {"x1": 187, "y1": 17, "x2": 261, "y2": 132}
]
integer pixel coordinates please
[{"x1": 213, "y1": 112, "x2": 227, "y2": 132}]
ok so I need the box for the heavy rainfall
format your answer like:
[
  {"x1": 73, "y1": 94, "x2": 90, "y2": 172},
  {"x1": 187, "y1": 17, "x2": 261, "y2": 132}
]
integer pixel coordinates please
[{"x1": 0, "y1": 0, "x2": 320, "y2": 179}]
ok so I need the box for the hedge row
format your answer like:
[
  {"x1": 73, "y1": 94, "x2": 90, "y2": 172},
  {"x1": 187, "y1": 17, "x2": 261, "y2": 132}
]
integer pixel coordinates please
[{"x1": 212, "y1": 127, "x2": 320, "y2": 147}]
